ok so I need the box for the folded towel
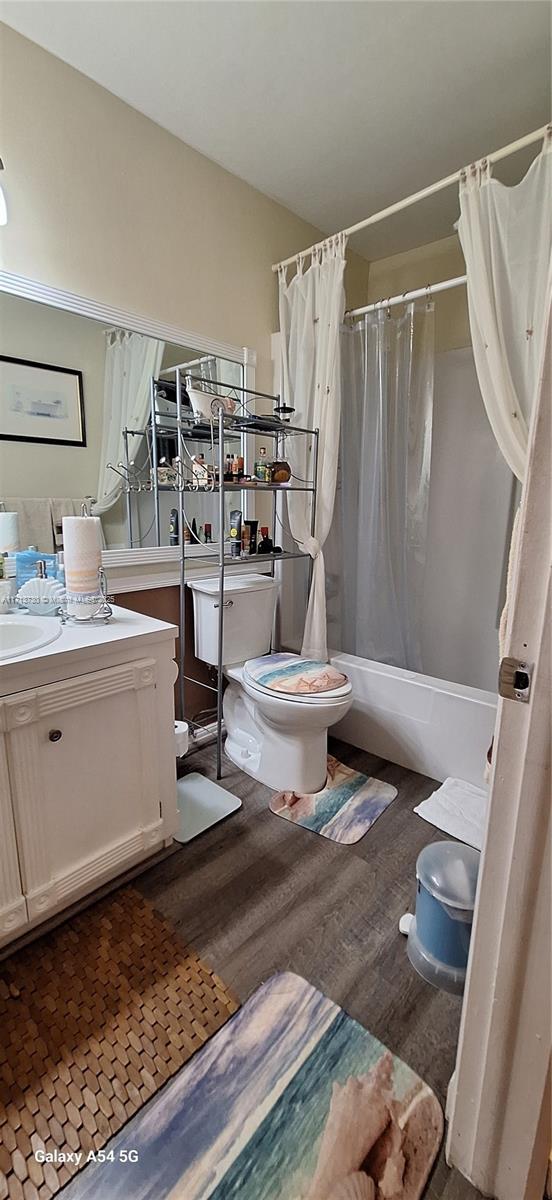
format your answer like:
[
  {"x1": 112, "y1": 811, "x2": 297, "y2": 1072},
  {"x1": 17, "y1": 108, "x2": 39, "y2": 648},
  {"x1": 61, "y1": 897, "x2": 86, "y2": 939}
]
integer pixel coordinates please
[{"x1": 414, "y1": 777, "x2": 488, "y2": 851}]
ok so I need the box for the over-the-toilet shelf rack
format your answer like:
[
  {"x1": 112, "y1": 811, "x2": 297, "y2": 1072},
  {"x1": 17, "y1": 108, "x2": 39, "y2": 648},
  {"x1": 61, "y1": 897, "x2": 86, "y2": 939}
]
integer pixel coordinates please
[{"x1": 114, "y1": 369, "x2": 319, "y2": 778}]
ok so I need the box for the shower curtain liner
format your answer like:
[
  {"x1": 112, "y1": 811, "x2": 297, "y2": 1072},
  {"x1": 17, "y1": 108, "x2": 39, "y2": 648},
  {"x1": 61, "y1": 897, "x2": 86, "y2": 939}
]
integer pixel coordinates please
[
  {"x1": 333, "y1": 302, "x2": 434, "y2": 672},
  {"x1": 278, "y1": 233, "x2": 347, "y2": 662}
]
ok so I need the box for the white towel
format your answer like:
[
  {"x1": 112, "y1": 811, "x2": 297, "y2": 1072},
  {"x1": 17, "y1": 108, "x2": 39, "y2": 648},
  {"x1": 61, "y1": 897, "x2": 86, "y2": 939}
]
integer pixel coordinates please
[{"x1": 414, "y1": 777, "x2": 488, "y2": 851}]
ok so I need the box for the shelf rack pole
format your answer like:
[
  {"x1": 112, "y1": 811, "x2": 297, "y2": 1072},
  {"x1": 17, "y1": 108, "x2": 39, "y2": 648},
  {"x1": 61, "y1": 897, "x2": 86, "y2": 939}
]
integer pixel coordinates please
[
  {"x1": 122, "y1": 426, "x2": 134, "y2": 549},
  {"x1": 176, "y1": 366, "x2": 187, "y2": 724},
  {"x1": 150, "y1": 377, "x2": 161, "y2": 547},
  {"x1": 309, "y1": 428, "x2": 320, "y2": 594},
  {"x1": 216, "y1": 407, "x2": 226, "y2": 778}
]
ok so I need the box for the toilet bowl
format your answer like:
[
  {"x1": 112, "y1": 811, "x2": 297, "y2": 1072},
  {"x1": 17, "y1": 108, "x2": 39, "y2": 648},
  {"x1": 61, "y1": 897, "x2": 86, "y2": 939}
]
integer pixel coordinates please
[
  {"x1": 188, "y1": 576, "x2": 352, "y2": 793},
  {"x1": 224, "y1": 656, "x2": 352, "y2": 793}
]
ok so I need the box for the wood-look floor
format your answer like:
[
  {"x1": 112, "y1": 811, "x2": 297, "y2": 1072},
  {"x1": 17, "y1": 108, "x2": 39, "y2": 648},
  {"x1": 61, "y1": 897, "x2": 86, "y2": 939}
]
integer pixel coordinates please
[{"x1": 136, "y1": 737, "x2": 483, "y2": 1200}]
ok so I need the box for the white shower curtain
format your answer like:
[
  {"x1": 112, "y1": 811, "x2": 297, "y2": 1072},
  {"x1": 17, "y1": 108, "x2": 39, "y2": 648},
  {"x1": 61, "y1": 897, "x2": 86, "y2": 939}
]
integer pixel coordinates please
[
  {"x1": 457, "y1": 130, "x2": 552, "y2": 482},
  {"x1": 278, "y1": 234, "x2": 347, "y2": 662},
  {"x1": 336, "y1": 303, "x2": 434, "y2": 671},
  {"x1": 93, "y1": 330, "x2": 164, "y2": 516}
]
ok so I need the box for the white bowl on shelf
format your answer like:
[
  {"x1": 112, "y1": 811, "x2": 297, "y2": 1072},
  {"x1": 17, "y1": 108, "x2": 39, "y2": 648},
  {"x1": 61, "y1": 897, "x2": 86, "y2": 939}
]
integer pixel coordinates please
[{"x1": 188, "y1": 387, "x2": 236, "y2": 421}]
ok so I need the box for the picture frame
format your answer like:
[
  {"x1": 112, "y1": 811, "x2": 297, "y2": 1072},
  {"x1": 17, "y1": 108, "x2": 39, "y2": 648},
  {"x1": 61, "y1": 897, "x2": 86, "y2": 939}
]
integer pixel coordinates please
[{"x1": 0, "y1": 354, "x2": 86, "y2": 447}]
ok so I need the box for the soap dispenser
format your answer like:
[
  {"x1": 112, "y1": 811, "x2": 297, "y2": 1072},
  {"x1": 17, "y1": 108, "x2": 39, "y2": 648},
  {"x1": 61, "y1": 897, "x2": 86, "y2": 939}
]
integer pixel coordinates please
[{"x1": 16, "y1": 559, "x2": 66, "y2": 616}]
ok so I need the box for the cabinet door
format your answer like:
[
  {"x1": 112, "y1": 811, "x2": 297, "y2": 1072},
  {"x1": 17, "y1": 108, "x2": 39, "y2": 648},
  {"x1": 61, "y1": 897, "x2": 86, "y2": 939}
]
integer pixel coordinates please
[
  {"x1": 0, "y1": 720, "x2": 28, "y2": 945},
  {"x1": 5, "y1": 658, "x2": 165, "y2": 921}
]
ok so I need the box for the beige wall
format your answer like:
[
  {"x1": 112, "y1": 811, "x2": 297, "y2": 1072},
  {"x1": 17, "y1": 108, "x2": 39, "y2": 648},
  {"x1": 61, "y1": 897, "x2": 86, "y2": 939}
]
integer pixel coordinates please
[
  {"x1": 0, "y1": 26, "x2": 369, "y2": 399},
  {"x1": 367, "y1": 234, "x2": 470, "y2": 353},
  {"x1": 0, "y1": 293, "x2": 105, "y2": 498}
]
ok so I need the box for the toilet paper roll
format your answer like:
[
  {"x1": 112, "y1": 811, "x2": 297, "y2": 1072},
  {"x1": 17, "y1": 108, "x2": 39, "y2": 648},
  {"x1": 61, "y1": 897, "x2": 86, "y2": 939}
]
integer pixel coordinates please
[
  {"x1": 174, "y1": 721, "x2": 189, "y2": 758},
  {"x1": 0, "y1": 511, "x2": 19, "y2": 553},
  {"x1": 62, "y1": 515, "x2": 102, "y2": 619}
]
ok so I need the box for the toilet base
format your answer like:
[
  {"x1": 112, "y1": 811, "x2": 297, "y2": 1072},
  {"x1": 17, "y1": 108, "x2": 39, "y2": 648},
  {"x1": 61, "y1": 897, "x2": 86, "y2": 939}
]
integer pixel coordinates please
[{"x1": 224, "y1": 682, "x2": 329, "y2": 793}]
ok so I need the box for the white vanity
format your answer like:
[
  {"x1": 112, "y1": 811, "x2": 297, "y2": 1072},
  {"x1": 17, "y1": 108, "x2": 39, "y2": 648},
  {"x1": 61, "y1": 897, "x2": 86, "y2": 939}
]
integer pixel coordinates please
[{"x1": 0, "y1": 607, "x2": 178, "y2": 948}]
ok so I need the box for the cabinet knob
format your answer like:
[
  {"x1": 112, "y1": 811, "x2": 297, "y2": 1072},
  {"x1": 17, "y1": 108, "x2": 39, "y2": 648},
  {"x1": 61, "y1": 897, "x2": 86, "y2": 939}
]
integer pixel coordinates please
[{"x1": 48, "y1": 729, "x2": 63, "y2": 743}]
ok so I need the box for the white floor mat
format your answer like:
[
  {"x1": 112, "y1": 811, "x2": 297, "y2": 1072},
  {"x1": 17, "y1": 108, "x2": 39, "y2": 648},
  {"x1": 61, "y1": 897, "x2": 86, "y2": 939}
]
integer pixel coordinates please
[
  {"x1": 175, "y1": 772, "x2": 241, "y2": 843},
  {"x1": 414, "y1": 776, "x2": 488, "y2": 850}
]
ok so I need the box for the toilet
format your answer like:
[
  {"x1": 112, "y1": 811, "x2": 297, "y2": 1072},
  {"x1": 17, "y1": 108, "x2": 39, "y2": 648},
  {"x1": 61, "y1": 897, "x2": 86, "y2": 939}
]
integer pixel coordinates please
[{"x1": 188, "y1": 574, "x2": 352, "y2": 793}]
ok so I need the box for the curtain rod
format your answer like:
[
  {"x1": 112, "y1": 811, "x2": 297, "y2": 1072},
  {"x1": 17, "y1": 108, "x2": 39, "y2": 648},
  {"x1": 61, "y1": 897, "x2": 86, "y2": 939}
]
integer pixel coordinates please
[
  {"x1": 345, "y1": 273, "x2": 466, "y2": 319},
  {"x1": 272, "y1": 124, "x2": 550, "y2": 273}
]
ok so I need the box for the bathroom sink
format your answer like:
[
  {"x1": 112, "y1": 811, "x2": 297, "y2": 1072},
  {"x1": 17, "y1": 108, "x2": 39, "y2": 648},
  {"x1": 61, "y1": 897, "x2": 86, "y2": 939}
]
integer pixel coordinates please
[{"x1": 0, "y1": 615, "x2": 62, "y2": 660}]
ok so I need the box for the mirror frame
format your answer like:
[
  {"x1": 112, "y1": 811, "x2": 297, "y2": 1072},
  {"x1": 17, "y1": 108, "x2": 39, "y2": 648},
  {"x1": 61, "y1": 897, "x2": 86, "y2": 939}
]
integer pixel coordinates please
[{"x1": 0, "y1": 269, "x2": 257, "y2": 579}]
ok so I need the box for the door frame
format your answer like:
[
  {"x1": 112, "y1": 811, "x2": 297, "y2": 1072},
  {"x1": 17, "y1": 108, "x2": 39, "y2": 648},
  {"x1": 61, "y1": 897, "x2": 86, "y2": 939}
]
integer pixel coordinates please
[{"x1": 446, "y1": 311, "x2": 551, "y2": 1198}]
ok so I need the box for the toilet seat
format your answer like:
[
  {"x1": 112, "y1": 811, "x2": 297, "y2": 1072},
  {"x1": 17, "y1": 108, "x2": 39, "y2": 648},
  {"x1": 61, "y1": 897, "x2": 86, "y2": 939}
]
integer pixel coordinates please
[{"x1": 243, "y1": 653, "x2": 351, "y2": 704}]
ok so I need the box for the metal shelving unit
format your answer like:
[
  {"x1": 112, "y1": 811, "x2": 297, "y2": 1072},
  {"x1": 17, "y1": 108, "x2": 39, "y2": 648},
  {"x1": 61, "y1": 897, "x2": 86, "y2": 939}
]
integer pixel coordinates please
[{"x1": 114, "y1": 369, "x2": 319, "y2": 779}]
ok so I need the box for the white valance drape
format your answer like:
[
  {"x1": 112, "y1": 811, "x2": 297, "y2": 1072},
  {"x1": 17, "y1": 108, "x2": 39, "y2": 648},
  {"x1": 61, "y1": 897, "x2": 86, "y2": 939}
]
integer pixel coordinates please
[
  {"x1": 457, "y1": 130, "x2": 552, "y2": 482},
  {"x1": 93, "y1": 330, "x2": 164, "y2": 516},
  {"x1": 278, "y1": 233, "x2": 347, "y2": 661}
]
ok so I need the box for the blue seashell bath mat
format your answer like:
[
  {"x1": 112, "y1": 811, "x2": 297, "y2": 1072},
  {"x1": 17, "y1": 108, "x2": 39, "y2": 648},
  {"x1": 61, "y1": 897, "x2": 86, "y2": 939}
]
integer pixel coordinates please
[
  {"x1": 64, "y1": 972, "x2": 442, "y2": 1200},
  {"x1": 270, "y1": 755, "x2": 398, "y2": 844}
]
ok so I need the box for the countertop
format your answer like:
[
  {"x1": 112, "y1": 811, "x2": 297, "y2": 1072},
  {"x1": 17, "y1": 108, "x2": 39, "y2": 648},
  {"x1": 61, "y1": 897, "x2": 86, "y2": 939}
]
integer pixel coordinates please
[{"x1": 0, "y1": 606, "x2": 178, "y2": 698}]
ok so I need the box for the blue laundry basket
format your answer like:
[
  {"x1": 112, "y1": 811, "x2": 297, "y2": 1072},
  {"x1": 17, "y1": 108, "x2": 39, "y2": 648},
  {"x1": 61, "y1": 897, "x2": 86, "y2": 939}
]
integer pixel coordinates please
[{"x1": 407, "y1": 840, "x2": 480, "y2": 994}]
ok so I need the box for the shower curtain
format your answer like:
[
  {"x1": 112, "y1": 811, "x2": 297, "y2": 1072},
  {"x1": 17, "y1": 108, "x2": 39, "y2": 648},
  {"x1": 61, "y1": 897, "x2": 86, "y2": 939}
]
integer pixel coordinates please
[
  {"x1": 278, "y1": 234, "x2": 347, "y2": 662},
  {"x1": 335, "y1": 302, "x2": 434, "y2": 671},
  {"x1": 93, "y1": 330, "x2": 164, "y2": 516},
  {"x1": 457, "y1": 131, "x2": 552, "y2": 660}
]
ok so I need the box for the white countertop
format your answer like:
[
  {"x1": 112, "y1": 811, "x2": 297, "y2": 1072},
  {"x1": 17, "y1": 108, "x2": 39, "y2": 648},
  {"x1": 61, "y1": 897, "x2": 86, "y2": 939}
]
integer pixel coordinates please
[{"x1": 0, "y1": 606, "x2": 178, "y2": 697}]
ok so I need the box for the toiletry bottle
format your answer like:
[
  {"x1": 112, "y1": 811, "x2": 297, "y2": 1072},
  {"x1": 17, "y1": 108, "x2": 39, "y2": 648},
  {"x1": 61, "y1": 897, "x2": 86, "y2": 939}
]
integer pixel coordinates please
[
  {"x1": 190, "y1": 518, "x2": 200, "y2": 545},
  {"x1": 257, "y1": 527, "x2": 274, "y2": 555},
  {"x1": 204, "y1": 523, "x2": 212, "y2": 544},
  {"x1": 0, "y1": 555, "x2": 17, "y2": 612},
  {"x1": 224, "y1": 454, "x2": 233, "y2": 482},
  {"x1": 57, "y1": 552, "x2": 66, "y2": 586},
  {"x1": 255, "y1": 447, "x2": 271, "y2": 483},
  {"x1": 229, "y1": 510, "x2": 242, "y2": 557},
  {"x1": 244, "y1": 519, "x2": 258, "y2": 554},
  {"x1": 192, "y1": 454, "x2": 208, "y2": 488},
  {"x1": 169, "y1": 509, "x2": 179, "y2": 546},
  {"x1": 237, "y1": 454, "x2": 244, "y2": 480},
  {"x1": 231, "y1": 455, "x2": 240, "y2": 483}
]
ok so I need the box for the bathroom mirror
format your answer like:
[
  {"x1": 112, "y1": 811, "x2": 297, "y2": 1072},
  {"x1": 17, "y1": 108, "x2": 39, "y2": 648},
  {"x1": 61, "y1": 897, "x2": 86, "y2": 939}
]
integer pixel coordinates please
[{"x1": 0, "y1": 289, "x2": 248, "y2": 552}]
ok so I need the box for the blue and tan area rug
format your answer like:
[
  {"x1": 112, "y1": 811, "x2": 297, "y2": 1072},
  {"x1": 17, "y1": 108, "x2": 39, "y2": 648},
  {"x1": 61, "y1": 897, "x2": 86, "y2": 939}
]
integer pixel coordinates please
[
  {"x1": 66, "y1": 973, "x2": 442, "y2": 1200},
  {"x1": 270, "y1": 755, "x2": 398, "y2": 844}
]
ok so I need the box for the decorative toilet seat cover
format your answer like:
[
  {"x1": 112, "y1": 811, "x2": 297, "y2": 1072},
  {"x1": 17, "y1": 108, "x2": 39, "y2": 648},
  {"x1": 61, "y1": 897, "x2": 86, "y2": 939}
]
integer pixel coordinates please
[{"x1": 244, "y1": 652, "x2": 349, "y2": 697}]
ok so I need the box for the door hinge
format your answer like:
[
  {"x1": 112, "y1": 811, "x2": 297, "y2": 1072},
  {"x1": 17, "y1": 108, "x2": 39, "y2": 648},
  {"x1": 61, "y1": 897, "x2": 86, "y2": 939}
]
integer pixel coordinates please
[{"x1": 498, "y1": 657, "x2": 533, "y2": 702}]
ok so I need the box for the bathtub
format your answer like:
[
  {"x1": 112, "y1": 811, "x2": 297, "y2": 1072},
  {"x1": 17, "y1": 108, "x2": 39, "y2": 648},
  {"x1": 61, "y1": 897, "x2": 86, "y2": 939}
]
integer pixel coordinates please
[{"x1": 330, "y1": 651, "x2": 497, "y2": 787}]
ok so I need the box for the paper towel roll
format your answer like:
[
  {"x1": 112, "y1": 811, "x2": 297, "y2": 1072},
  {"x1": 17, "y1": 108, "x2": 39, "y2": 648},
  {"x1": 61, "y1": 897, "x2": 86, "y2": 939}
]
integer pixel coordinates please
[
  {"x1": 0, "y1": 512, "x2": 19, "y2": 553},
  {"x1": 62, "y1": 515, "x2": 102, "y2": 619}
]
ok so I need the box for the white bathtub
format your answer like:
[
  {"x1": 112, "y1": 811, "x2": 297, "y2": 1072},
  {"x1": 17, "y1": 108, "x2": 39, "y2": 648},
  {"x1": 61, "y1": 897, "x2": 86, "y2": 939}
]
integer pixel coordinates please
[{"x1": 330, "y1": 651, "x2": 497, "y2": 787}]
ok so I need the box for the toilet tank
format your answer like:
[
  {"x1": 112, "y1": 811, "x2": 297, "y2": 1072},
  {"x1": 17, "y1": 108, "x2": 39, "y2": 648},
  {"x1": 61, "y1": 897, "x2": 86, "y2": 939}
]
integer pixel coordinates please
[{"x1": 188, "y1": 574, "x2": 279, "y2": 666}]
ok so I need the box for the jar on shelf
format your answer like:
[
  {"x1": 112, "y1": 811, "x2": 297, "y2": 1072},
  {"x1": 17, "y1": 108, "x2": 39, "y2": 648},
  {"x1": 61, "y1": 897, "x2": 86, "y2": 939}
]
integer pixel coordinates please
[{"x1": 271, "y1": 460, "x2": 291, "y2": 484}]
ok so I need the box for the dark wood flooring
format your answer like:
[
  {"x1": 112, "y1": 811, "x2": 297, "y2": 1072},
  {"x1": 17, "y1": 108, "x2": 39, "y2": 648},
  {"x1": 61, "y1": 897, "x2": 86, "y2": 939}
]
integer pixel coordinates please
[{"x1": 136, "y1": 737, "x2": 483, "y2": 1199}]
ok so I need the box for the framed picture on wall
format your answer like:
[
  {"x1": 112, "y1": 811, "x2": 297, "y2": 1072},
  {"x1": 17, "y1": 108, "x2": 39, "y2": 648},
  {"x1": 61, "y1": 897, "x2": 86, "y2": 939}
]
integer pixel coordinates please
[{"x1": 0, "y1": 355, "x2": 86, "y2": 447}]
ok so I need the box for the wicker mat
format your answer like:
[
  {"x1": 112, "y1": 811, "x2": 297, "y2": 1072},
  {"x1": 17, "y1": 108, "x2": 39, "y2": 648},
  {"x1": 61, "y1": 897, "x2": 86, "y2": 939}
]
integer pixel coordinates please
[{"x1": 0, "y1": 887, "x2": 239, "y2": 1200}]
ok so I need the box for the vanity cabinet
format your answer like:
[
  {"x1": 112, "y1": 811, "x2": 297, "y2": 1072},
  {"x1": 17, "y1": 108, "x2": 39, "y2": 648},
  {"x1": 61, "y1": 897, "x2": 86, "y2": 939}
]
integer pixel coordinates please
[
  {"x1": 0, "y1": 609, "x2": 178, "y2": 949},
  {"x1": 0, "y1": 729, "x2": 28, "y2": 943}
]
